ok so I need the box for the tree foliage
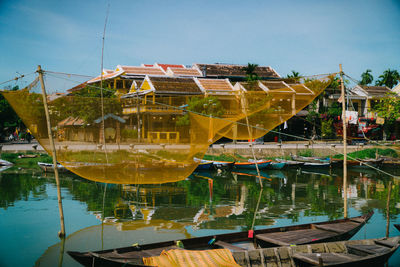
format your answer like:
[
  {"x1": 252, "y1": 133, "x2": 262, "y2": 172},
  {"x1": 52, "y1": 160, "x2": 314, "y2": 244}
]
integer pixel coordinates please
[
  {"x1": 176, "y1": 96, "x2": 225, "y2": 126},
  {"x1": 244, "y1": 63, "x2": 259, "y2": 82},
  {"x1": 373, "y1": 92, "x2": 400, "y2": 123},
  {"x1": 0, "y1": 86, "x2": 23, "y2": 139},
  {"x1": 359, "y1": 69, "x2": 373, "y2": 85},
  {"x1": 375, "y1": 69, "x2": 400, "y2": 88}
]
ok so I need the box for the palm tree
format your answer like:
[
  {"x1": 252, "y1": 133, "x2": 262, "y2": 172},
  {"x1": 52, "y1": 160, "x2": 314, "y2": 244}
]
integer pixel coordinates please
[
  {"x1": 286, "y1": 70, "x2": 301, "y2": 78},
  {"x1": 244, "y1": 63, "x2": 259, "y2": 81},
  {"x1": 375, "y1": 69, "x2": 400, "y2": 88},
  {"x1": 359, "y1": 69, "x2": 373, "y2": 85}
]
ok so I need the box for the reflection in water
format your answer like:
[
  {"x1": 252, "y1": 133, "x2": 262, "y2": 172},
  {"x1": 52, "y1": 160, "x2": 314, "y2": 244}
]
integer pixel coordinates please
[{"x1": 0, "y1": 167, "x2": 399, "y2": 266}]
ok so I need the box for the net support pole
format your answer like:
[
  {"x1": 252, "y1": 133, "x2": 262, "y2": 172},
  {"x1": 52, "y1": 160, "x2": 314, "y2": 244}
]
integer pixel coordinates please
[
  {"x1": 340, "y1": 64, "x2": 348, "y2": 219},
  {"x1": 386, "y1": 180, "x2": 392, "y2": 238},
  {"x1": 37, "y1": 65, "x2": 66, "y2": 238}
]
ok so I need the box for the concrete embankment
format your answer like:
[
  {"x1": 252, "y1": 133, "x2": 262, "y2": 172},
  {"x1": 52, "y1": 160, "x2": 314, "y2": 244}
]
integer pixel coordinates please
[{"x1": 0, "y1": 140, "x2": 372, "y2": 158}]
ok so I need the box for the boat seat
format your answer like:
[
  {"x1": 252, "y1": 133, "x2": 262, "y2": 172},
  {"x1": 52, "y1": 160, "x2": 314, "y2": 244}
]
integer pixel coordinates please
[
  {"x1": 374, "y1": 239, "x2": 398, "y2": 248},
  {"x1": 346, "y1": 244, "x2": 391, "y2": 256},
  {"x1": 256, "y1": 228, "x2": 337, "y2": 246},
  {"x1": 214, "y1": 240, "x2": 246, "y2": 251},
  {"x1": 293, "y1": 252, "x2": 363, "y2": 266},
  {"x1": 312, "y1": 222, "x2": 359, "y2": 234}
]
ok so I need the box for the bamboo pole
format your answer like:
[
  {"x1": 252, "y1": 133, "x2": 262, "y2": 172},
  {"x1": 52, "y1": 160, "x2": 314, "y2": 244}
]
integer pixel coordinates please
[
  {"x1": 37, "y1": 65, "x2": 65, "y2": 237},
  {"x1": 340, "y1": 64, "x2": 348, "y2": 219},
  {"x1": 386, "y1": 180, "x2": 392, "y2": 238}
]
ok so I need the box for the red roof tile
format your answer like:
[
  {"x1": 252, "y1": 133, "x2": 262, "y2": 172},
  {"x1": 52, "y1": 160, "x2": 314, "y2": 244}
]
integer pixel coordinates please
[{"x1": 156, "y1": 63, "x2": 185, "y2": 71}]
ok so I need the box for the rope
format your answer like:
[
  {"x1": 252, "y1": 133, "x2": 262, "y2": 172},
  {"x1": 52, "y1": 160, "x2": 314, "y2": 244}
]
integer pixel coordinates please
[{"x1": 0, "y1": 72, "x2": 36, "y2": 87}]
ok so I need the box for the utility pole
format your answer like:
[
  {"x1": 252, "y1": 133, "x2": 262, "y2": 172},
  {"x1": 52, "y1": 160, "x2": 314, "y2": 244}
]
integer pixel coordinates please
[
  {"x1": 340, "y1": 64, "x2": 347, "y2": 219},
  {"x1": 37, "y1": 65, "x2": 65, "y2": 237}
]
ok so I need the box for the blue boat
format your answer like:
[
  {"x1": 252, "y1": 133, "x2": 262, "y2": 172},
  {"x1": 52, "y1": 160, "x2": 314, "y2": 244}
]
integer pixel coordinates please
[
  {"x1": 266, "y1": 162, "x2": 286, "y2": 170},
  {"x1": 234, "y1": 160, "x2": 271, "y2": 170}
]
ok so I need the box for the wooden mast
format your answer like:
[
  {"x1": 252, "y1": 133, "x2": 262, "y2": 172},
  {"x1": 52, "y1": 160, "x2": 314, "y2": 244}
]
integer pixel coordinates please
[
  {"x1": 340, "y1": 64, "x2": 348, "y2": 218},
  {"x1": 37, "y1": 65, "x2": 66, "y2": 237}
]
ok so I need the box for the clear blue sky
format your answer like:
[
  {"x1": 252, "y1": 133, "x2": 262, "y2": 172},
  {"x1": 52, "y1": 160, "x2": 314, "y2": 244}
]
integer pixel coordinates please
[{"x1": 1, "y1": 0, "x2": 399, "y2": 85}]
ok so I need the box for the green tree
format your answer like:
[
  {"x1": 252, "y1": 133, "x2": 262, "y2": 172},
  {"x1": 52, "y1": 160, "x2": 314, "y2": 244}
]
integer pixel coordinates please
[
  {"x1": 287, "y1": 70, "x2": 301, "y2": 78},
  {"x1": 359, "y1": 69, "x2": 373, "y2": 85},
  {"x1": 375, "y1": 69, "x2": 400, "y2": 88},
  {"x1": 0, "y1": 86, "x2": 22, "y2": 139},
  {"x1": 373, "y1": 92, "x2": 400, "y2": 123},
  {"x1": 176, "y1": 96, "x2": 225, "y2": 126},
  {"x1": 373, "y1": 92, "x2": 400, "y2": 137},
  {"x1": 244, "y1": 63, "x2": 259, "y2": 81}
]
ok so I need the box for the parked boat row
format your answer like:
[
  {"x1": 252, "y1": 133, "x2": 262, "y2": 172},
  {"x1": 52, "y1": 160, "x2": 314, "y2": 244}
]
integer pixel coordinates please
[{"x1": 68, "y1": 212, "x2": 374, "y2": 266}]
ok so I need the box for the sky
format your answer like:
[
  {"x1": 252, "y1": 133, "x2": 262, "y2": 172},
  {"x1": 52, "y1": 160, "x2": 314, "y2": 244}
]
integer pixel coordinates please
[{"x1": 0, "y1": 0, "x2": 399, "y2": 88}]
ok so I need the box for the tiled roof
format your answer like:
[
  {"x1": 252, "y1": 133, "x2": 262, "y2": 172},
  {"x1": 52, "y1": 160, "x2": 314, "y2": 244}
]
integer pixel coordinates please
[
  {"x1": 287, "y1": 83, "x2": 313, "y2": 95},
  {"x1": 156, "y1": 63, "x2": 185, "y2": 71},
  {"x1": 142, "y1": 64, "x2": 154, "y2": 67},
  {"x1": 168, "y1": 67, "x2": 202, "y2": 77},
  {"x1": 260, "y1": 81, "x2": 294, "y2": 92},
  {"x1": 87, "y1": 70, "x2": 123, "y2": 84},
  {"x1": 194, "y1": 63, "x2": 280, "y2": 78},
  {"x1": 239, "y1": 81, "x2": 265, "y2": 92},
  {"x1": 149, "y1": 77, "x2": 202, "y2": 94},
  {"x1": 67, "y1": 82, "x2": 87, "y2": 93},
  {"x1": 58, "y1": 116, "x2": 86, "y2": 126},
  {"x1": 361, "y1": 85, "x2": 391, "y2": 97},
  {"x1": 117, "y1": 65, "x2": 166, "y2": 76},
  {"x1": 197, "y1": 78, "x2": 234, "y2": 91}
]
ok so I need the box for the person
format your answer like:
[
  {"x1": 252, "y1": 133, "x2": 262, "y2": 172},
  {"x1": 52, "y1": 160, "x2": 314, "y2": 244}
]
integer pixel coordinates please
[{"x1": 26, "y1": 130, "x2": 32, "y2": 143}]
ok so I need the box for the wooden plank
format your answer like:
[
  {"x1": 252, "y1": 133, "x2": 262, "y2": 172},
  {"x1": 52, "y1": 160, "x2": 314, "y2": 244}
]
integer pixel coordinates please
[
  {"x1": 346, "y1": 244, "x2": 391, "y2": 255},
  {"x1": 262, "y1": 248, "x2": 279, "y2": 267},
  {"x1": 214, "y1": 240, "x2": 246, "y2": 251},
  {"x1": 313, "y1": 224, "x2": 345, "y2": 233},
  {"x1": 310, "y1": 243, "x2": 326, "y2": 253},
  {"x1": 256, "y1": 229, "x2": 336, "y2": 246},
  {"x1": 325, "y1": 242, "x2": 346, "y2": 253}
]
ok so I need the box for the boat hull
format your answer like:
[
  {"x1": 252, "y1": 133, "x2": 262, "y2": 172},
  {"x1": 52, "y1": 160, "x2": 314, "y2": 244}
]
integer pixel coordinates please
[
  {"x1": 234, "y1": 161, "x2": 271, "y2": 170},
  {"x1": 68, "y1": 212, "x2": 373, "y2": 267}
]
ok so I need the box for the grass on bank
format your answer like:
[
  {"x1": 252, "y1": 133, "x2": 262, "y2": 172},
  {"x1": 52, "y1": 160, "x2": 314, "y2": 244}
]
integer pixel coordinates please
[
  {"x1": 1, "y1": 152, "x2": 52, "y2": 169},
  {"x1": 332, "y1": 148, "x2": 398, "y2": 160}
]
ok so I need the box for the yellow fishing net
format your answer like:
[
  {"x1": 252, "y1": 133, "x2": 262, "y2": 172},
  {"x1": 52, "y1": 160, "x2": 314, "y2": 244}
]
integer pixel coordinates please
[
  {"x1": 142, "y1": 248, "x2": 241, "y2": 267},
  {"x1": 1, "y1": 71, "x2": 334, "y2": 184}
]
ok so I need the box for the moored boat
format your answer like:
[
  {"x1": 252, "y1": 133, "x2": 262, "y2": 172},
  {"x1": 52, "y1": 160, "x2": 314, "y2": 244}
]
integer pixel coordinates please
[
  {"x1": 0, "y1": 159, "x2": 13, "y2": 166},
  {"x1": 266, "y1": 161, "x2": 286, "y2": 170},
  {"x1": 68, "y1": 212, "x2": 373, "y2": 266},
  {"x1": 291, "y1": 155, "x2": 330, "y2": 164},
  {"x1": 194, "y1": 158, "x2": 235, "y2": 171},
  {"x1": 275, "y1": 158, "x2": 305, "y2": 167},
  {"x1": 37, "y1": 162, "x2": 69, "y2": 173},
  {"x1": 234, "y1": 160, "x2": 271, "y2": 170}
]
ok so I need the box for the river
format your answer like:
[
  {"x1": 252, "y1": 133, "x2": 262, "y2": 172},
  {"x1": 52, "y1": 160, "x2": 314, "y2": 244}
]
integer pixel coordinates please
[{"x1": 0, "y1": 166, "x2": 399, "y2": 266}]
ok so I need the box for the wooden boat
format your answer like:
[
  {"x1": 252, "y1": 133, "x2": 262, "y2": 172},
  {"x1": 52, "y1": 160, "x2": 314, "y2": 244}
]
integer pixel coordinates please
[
  {"x1": 0, "y1": 159, "x2": 13, "y2": 166},
  {"x1": 68, "y1": 212, "x2": 373, "y2": 266},
  {"x1": 233, "y1": 235, "x2": 400, "y2": 267},
  {"x1": 302, "y1": 162, "x2": 331, "y2": 168},
  {"x1": 348, "y1": 158, "x2": 384, "y2": 168},
  {"x1": 275, "y1": 158, "x2": 305, "y2": 167},
  {"x1": 291, "y1": 155, "x2": 330, "y2": 164},
  {"x1": 194, "y1": 158, "x2": 234, "y2": 171},
  {"x1": 266, "y1": 162, "x2": 286, "y2": 170},
  {"x1": 234, "y1": 160, "x2": 271, "y2": 170},
  {"x1": 37, "y1": 162, "x2": 69, "y2": 173}
]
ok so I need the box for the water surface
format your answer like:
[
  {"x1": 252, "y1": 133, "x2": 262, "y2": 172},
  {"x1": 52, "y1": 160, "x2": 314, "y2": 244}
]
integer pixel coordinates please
[{"x1": 0, "y1": 167, "x2": 399, "y2": 266}]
